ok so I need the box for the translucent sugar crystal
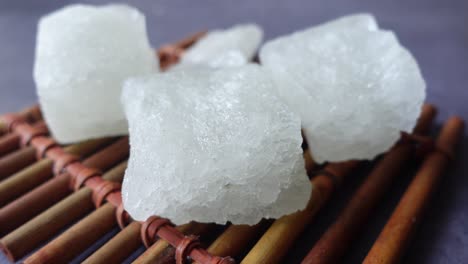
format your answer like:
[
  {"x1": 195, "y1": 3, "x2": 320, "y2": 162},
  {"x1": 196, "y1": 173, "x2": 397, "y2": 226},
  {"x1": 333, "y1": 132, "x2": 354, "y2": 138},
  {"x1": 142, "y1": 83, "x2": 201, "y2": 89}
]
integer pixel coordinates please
[
  {"x1": 177, "y1": 24, "x2": 263, "y2": 68},
  {"x1": 121, "y1": 65, "x2": 311, "y2": 225},
  {"x1": 34, "y1": 4, "x2": 158, "y2": 143},
  {"x1": 259, "y1": 14, "x2": 426, "y2": 163}
]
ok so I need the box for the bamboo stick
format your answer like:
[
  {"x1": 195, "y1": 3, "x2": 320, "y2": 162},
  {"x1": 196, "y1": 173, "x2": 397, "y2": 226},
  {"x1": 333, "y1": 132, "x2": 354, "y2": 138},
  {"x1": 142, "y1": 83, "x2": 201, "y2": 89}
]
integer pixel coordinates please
[
  {"x1": 0, "y1": 161, "x2": 127, "y2": 262},
  {"x1": 363, "y1": 116, "x2": 464, "y2": 264},
  {"x1": 132, "y1": 223, "x2": 213, "y2": 264},
  {"x1": 24, "y1": 203, "x2": 118, "y2": 264},
  {"x1": 0, "y1": 146, "x2": 36, "y2": 181},
  {"x1": 0, "y1": 133, "x2": 21, "y2": 158},
  {"x1": 83, "y1": 221, "x2": 142, "y2": 264},
  {"x1": 240, "y1": 105, "x2": 436, "y2": 264},
  {"x1": 0, "y1": 138, "x2": 112, "y2": 207},
  {"x1": 301, "y1": 104, "x2": 437, "y2": 264},
  {"x1": 173, "y1": 31, "x2": 207, "y2": 49},
  {"x1": 0, "y1": 137, "x2": 128, "y2": 236},
  {"x1": 158, "y1": 31, "x2": 207, "y2": 70},
  {"x1": 0, "y1": 175, "x2": 70, "y2": 237},
  {"x1": 0, "y1": 158, "x2": 53, "y2": 207},
  {"x1": 303, "y1": 146, "x2": 411, "y2": 264},
  {"x1": 24, "y1": 203, "x2": 117, "y2": 264},
  {"x1": 206, "y1": 222, "x2": 267, "y2": 260}
]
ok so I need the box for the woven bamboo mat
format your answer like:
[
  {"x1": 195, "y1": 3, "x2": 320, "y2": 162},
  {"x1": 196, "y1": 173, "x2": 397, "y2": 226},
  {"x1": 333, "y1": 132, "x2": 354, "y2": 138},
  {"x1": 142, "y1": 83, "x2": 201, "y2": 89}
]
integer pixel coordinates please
[{"x1": 0, "y1": 33, "x2": 464, "y2": 264}]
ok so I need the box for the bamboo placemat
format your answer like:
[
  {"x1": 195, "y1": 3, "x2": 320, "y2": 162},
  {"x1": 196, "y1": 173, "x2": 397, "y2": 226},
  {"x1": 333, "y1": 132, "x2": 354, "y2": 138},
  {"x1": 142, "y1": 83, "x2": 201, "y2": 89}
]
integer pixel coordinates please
[{"x1": 0, "y1": 32, "x2": 464, "y2": 264}]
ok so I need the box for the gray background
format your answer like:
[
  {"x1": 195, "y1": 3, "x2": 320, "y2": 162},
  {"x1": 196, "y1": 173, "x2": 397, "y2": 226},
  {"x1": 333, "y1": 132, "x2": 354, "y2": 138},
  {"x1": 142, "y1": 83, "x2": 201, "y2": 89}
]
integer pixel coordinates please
[{"x1": 0, "y1": 0, "x2": 467, "y2": 263}]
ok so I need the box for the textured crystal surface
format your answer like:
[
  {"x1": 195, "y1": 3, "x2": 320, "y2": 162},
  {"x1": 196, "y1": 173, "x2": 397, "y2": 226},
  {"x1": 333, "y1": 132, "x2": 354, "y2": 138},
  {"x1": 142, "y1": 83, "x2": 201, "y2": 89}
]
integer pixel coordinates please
[
  {"x1": 34, "y1": 4, "x2": 157, "y2": 143},
  {"x1": 177, "y1": 24, "x2": 263, "y2": 68},
  {"x1": 121, "y1": 65, "x2": 311, "y2": 225},
  {"x1": 260, "y1": 14, "x2": 426, "y2": 162}
]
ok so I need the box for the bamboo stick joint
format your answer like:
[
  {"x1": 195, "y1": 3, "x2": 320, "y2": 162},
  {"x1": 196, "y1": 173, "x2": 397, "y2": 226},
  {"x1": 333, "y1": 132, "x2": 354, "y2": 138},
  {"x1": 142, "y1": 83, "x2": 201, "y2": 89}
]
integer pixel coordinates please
[
  {"x1": 400, "y1": 132, "x2": 455, "y2": 161},
  {"x1": 141, "y1": 216, "x2": 173, "y2": 248},
  {"x1": 0, "y1": 113, "x2": 27, "y2": 133},
  {"x1": 14, "y1": 122, "x2": 48, "y2": 146},
  {"x1": 176, "y1": 235, "x2": 200, "y2": 264},
  {"x1": 91, "y1": 181, "x2": 122, "y2": 208},
  {"x1": 67, "y1": 163, "x2": 102, "y2": 190},
  {"x1": 30, "y1": 137, "x2": 59, "y2": 160}
]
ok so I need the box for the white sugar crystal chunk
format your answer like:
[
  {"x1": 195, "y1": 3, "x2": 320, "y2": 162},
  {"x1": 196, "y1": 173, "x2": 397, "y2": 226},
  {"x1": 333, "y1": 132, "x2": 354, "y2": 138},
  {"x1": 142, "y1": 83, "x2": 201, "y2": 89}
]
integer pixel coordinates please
[
  {"x1": 317, "y1": 13, "x2": 379, "y2": 32},
  {"x1": 178, "y1": 24, "x2": 263, "y2": 68},
  {"x1": 34, "y1": 4, "x2": 158, "y2": 143},
  {"x1": 121, "y1": 65, "x2": 311, "y2": 225},
  {"x1": 260, "y1": 13, "x2": 426, "y2": 163}
]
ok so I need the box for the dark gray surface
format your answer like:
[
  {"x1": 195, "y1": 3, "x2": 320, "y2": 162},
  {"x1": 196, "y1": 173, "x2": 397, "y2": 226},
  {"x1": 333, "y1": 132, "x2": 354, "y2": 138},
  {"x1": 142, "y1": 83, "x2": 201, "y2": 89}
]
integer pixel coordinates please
[{"x1": 0, "y1": 0, "x2": 467, "y2": 263}]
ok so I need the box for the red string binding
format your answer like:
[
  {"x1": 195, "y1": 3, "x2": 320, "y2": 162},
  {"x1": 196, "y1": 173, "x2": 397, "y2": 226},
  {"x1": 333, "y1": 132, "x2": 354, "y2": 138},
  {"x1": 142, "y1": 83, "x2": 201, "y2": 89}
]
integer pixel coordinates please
[
  {"x1": 31, "y1": 137, "x2": 58, "y2": 160},
  {"x1": 140, "y1": 216, "x2": 172, "y2": 248},
  {"x1": 176, "y1": 235, "x2": 201, "y2": 264},
  {"x1": 92, "y1": 181, "x2": 122, "y2": 208},
  {"x1": 14, "y1": 122, "x2": 48, "y2": 146},
  {"x1": 116, "y1": 203, "x2": 130, "y2": 229},
  {"x1": 66, "y1": 163, "x2": 102, "y2": 191},
  {"x1": 1, "y1": 113, "x2": 25, "y2": 132}
]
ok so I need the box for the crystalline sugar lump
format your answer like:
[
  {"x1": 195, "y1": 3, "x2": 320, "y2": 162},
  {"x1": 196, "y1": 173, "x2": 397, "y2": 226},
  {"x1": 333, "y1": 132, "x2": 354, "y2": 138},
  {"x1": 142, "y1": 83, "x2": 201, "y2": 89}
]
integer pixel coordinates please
[
  {"x1": 34, "y1": 4, "x2": 158, "y2": 143},
  {"x1": 259, "y1": 14, "x2": 426, "y2": 163},
  {"x1": 121, "y1": 65, "x2": 312, "y2": 225},
  {"x1": 177, "y1": 24, "x2": 263, "y2": 68}
]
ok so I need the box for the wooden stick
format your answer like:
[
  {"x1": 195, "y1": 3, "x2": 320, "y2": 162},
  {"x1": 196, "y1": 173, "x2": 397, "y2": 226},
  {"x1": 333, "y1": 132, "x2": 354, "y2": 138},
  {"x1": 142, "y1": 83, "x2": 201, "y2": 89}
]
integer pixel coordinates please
[
  {"x1": 83, "y1": 221, "x2": 142, "y2": 264},
  {"x1": 24, "y1": 203, "x2": 117, "y2": 264},
  {"x1": 0, "y1": 138, "x2": 112, "y2": 207},
  {"x1": 301, "y1": 105, "x2": 437, "y2": 264},
  {"x1": 0, "y1": 146, "x2": 36, "y2": 181},
  {"x1": 133, "y1": 223, "x2": 213, "y2": 264},
  {"x1": 363, "y1": 116, "x2": 464, "y2": 264},
  {"x1": 240, "y1": 105, "x2": 436, "y2": 264},
  {"x1": 0, "y1": 137, "x2": 128, "y2": 236},
  {"x1": 0, "y1": 161, "x2": 127, "y2": 261}
]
